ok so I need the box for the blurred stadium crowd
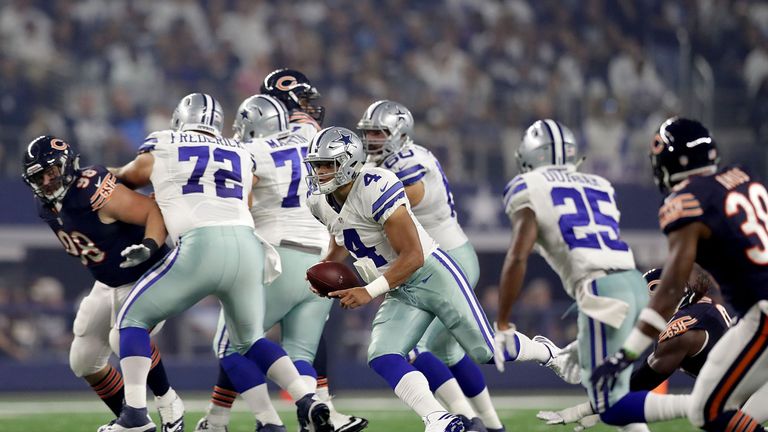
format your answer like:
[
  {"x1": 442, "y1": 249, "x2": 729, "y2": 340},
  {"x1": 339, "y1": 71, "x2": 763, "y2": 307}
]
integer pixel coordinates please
[
  {"x1": 0, "y1": 0, "x2": 766, "y2": 365},
  {"x1": 2, "y1": 0, "x2": 768, "y2": 182}
]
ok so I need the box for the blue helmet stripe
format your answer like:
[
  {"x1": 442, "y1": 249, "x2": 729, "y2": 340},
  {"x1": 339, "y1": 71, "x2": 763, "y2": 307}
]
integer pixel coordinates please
[
  {"x1": 540, "y1": 120, "x2": 556, "y2": 164},
  {"x1": 544, "y1": 119, "x2": 563, "y2": 165},
  {"x1": 263, "y1": 95, "x2": 286, "y2": 131},
  {"x1": 199, "y1": 93, "x2": 208, "y2": 125},
  {"x1": 208, "y1": 95, "x2": 216, "y2": 126}
]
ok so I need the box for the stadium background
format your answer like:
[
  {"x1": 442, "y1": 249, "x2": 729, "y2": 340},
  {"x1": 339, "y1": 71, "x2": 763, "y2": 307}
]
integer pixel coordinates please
[{"x1": 0, "y1": 0, "x2": 766, "y2": 410}]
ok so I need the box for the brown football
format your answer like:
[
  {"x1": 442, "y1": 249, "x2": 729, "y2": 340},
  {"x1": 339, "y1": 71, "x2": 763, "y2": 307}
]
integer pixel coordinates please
[{"x1": 306, "y1": 261, "x2": 362, "y2": 297}]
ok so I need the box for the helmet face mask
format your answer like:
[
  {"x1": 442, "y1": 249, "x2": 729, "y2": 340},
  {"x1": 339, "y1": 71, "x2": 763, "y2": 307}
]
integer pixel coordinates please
[
  {"x1": 22, "y1": 136, "x2": 79, "y2": 205},
  {"x1": 171, "y1": 93, "x2": 224, "y2": 136},
  {"x1": 232, "y1": 94, "x2": 290, "y2": 141},
  {"x1": 357, "y1": 100, "x2": 414, "y2": 164},
  {"x1": 650, "y1": 117, "x2": 719, "y2": 194},
  {"x1": 516, "y1": 119, "x2": 578, "y2": 173},
  {"x1": 304, "y1": 127, "x2": 365, "y2": 195}
]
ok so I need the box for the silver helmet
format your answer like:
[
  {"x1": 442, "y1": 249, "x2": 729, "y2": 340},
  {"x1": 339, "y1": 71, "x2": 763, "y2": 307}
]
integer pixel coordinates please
[
  {"x1": 171, "y1": 93, "x2": 224, "y2": 136},
  {"x1": 516, "y1": 119, "x2": 578, "y2": 172},
  {"x1": 357, "y1": 100, "x2": 414, "y2": 163},
  {"x1": 232, "y1": 94, "x2": 290, "y2": 140},
  {"x1": 304, "y1": 127, "x2": 365, "y2": 194}
]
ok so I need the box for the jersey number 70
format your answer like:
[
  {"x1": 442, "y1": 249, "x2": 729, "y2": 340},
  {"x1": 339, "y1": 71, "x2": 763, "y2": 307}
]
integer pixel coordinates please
[{"x1": 551, "y1": 186, "x2": 629, "y2": 251}]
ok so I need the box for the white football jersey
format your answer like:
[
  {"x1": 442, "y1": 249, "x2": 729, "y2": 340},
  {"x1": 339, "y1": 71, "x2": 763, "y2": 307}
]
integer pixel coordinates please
[
  {"x1": 246, "y1": 124, "x2": 329, "y2": 251},
  {"x1": 307, "y1": 166, "x2": 438, "y2": 272},
  {"x1": 503, "y1": 165, "x2": 636, "y2": 298},
  {"x1": 141, "y1": 129, "x2": 255, "y2": 243},
  {"x1": 379, "y1": 143, "x2": 468, "y2": 250}
]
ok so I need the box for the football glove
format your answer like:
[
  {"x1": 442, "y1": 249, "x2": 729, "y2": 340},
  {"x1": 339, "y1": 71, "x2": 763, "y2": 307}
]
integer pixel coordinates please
[
  {"x1": 590, "y1": 348, "x2": 635, "y2": 391},
  {"x1": 537, "y1": 402, "x2": 599, "y2": 432},
  {"x1": 493, "y1": 322, "x2": 518, "y2": 373},
  {"x1": 120, "y1": 239, "x2": 159, "y2": 268},
  {"x1": 558, "y1": 340, "x2": 582, "y2": 384}
]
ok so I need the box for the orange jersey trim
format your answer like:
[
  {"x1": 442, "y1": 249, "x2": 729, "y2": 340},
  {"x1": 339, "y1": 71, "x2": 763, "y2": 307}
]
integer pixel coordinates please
[
  {"x1": 658, "y1": 315, "x2": 699, "y2": 342},
  {"x1": 659, "y1": 193, "x2": 703, "y2": 230},
  {"x1": 90, "y1": 173, "x2": 117, "y2": 211}
]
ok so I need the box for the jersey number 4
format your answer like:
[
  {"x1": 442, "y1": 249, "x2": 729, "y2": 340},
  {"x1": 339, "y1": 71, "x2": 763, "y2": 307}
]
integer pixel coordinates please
[
  {"x1": 179, "y1": 146, "x2": 243, "y2": 199},
  {"x1": 726, "y1": 182, "x2": 768, "y2": 265},
  {"x1": 551, "y1": 187, "x2": 629, "y2": 251}
]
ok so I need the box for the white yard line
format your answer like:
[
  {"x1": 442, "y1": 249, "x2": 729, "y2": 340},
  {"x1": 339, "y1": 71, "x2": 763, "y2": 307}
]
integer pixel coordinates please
[{"x1": 0, "y1": 394, "x2": 588, "y2": 417}]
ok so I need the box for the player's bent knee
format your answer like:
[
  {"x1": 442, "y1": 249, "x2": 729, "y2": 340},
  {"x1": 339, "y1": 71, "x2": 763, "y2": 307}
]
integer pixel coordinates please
[{"x1": 69, "y1": 337, "x2": 109, "y2": 377}]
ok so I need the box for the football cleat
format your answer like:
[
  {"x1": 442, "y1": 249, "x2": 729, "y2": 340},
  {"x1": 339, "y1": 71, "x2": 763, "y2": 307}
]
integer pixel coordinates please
[
  {"x1": 155, "y1": 392, "x2": 185, "y2": 432},
  {"x1": 255, "y1": 420, "x2": 287, "y2": 431},
  {"x1": 423, "y1": 412, "x2": 465, "y2": 432},
  {"x1": 533, "y1": 335, "x2": 580, "y2": 385},
  {"x1": 457, "y1": 415, "x2": 487, "y2": 432},
  {"x1": 296, "y1": 394, "x2": 333, "y2": 432},
  {"x1": 194, "y1": 416, "x2": 227, "y2": 432},
  {"x1": 98, "y1": 406, "x2": 156, "y2": 432},
  {"x1": 330, "y1": 412, "x2": 368, "y2": 432}
]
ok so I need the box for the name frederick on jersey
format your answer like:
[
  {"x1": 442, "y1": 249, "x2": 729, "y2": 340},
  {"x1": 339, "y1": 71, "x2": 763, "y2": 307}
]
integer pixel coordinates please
[{"x1": 167, "y1": 132, "x2": 242, "y2": 148}]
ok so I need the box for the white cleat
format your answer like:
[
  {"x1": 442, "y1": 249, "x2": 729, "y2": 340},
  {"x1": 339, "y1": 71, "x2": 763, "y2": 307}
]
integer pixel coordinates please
[
  {"x1": 330, "y1": 410, "x2": 369, "y2": 432},
  {"x1": 423, "y1": 412, "x2": 466, "y2": 432},
  {"x1": 156, "y1": 392, "x2": 185, "y2": 432},
  {"x1": 533, "y1": 335, "x2": 581, "y2": 385},
  {"x1": 194, "y1": 416, "x2": 228, "y2": 432}
]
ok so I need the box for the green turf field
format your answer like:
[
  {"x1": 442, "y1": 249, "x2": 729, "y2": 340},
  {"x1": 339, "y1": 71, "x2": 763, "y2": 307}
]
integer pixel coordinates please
[{"x1": 0, "y1": 409, "x2": 698, "y2": 432}]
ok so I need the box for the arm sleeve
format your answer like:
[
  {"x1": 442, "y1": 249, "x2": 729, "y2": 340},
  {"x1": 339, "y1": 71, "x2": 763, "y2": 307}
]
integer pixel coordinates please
[
  {"x1": 630, "y1": 357, "x2": 672, "y2": 391},
  {"x1": 395, "y1": 163, "x2": 427, "y2": 186},
  {"x1": 368, "y1": 172, "x2": 409, "y2": 225},
  {"x1": 502, "y1": 175, "x2": 533, "y2": 216},
  {"x1": 659, "y1": 187, "x2": 706, "y2": 234},
  {"x1": 138, "y1": 132, "x2": 162, "y2": 154},
  {"x1": 85, "y1": 167, "x2": 118, "y2": 211}
]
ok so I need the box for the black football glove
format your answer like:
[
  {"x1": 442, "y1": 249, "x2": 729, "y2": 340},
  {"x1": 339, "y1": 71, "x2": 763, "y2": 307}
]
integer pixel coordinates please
[{"x1": 590, "y1": 348, "x2": 635, "y2": 391}]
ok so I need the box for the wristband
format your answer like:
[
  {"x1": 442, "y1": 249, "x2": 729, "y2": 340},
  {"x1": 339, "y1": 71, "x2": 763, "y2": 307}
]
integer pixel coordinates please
[
  {"x1": 141, "y1": 238, "x2": 160, "y2": 254},
  {"x1": 639, "y1": 307, "x2": 668, "y2": 332},
  {"x1": 622, "y1": 327, "x2": 653, "y2": 359},
  {"x1": 364, "y1": 276, "x2": 390, "y2": 298}
]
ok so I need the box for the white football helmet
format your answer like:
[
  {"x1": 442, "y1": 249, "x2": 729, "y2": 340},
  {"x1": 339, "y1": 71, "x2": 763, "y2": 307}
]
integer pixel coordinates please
[
  {"x1": 171, "y1": 93, "x2": 224, "y2": 136},
  {"x1": 357, "y1": 100, "x2": 414, "y2": 163},
  {"x1": 516, "y1": 119, "x2": 578, "y2": 172},
  {"x1": 304, "y1": 127, "x2": 365, "y2": 194},
  {"x1": 232, "y1": 94, "x2": 290, "y2": 140}
]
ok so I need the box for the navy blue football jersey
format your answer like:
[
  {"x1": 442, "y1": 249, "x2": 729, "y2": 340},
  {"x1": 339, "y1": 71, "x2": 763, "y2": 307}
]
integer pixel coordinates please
[
  {"x1": 659, "y1": 166, "x2": 768, "y2": 316},
  {"x1": 38, "y1": 165, "x2": 170, "y2": 287},
  {"x1": 657, "y1": 296, "x2": 731, "y2": 376}
]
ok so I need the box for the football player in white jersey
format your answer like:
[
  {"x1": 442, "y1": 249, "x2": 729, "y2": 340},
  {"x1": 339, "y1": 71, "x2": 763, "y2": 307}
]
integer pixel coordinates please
[
  {"x1": 496, "y1": 119, "x2": 651, "y2": 432},
  {"x1": 357, "y1": 100, "x2": 506, "y2": 432},
  {"x1": 104, "y1": 93, "x2": 333, "y2": 432},
  {"x1": 194, "y1": 95, "x2": 367, "y2": 432},
  {"x1": 260, "y1": 69, "x2": 363, "y2": 428},
  {"x1": 304, "y1": 126, "x2": 500, "y2": 432}
]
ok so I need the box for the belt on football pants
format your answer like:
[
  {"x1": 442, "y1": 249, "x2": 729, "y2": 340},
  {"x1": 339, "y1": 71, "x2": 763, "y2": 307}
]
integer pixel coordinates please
[{"x1": 279, "y1": 239, "x2": 322, "y2": 256}]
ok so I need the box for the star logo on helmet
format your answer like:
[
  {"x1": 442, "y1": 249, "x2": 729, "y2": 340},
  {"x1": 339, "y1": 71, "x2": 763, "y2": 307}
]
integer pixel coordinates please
[
  {"x1": 332, "y1": 131, "x2": 354, "y2": 147},
  {"x1": 240, "y1": 110, "x2": 248, "y2": 119}
]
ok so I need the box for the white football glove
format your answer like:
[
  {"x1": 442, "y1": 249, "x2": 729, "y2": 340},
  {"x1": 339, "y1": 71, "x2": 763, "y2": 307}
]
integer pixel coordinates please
[
  {"x1": 537, "y1": 402, "x2": 599, "y2": 431},
  {"x1": 558, "y1": 339, "x2": 582, "y2": 384},
  {"x1": 120, "y1": 239, "x2": 158, "y2": 268},
  {"x1": 493, "y1": 322, "x2": 518, "y2": 373}
]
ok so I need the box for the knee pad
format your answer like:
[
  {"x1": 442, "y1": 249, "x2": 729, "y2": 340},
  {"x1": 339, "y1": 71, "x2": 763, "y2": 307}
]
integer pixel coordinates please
[
  {"x1": 69, "y1": 336, "x2": 110, "y2": 378},
  {"x1": 109, "y1": 326, "x2": 120, "y2": 356}
]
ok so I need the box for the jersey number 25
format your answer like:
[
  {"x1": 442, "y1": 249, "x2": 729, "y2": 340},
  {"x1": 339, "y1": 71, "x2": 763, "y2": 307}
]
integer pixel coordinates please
[{"x1": 551, "y1": 186, "x2": 629, "y2": 252}]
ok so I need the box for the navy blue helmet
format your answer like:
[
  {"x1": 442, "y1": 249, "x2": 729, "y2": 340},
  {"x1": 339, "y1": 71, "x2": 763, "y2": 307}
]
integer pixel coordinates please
[
  {"x1": 22, "y1": 135, "x2": 80, "y2": 204},
  {"x1": 261, "y1": 68, "x2": 325, "y2": 125},
  {"x1": 650, "y1": 117, "x2": 719, "y2": 193}
]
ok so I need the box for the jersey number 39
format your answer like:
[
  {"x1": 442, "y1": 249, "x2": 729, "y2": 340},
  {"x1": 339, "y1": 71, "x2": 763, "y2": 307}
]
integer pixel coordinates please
[{"x1": 551, "y1": 186, "x2": 629, "y2": 251}]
